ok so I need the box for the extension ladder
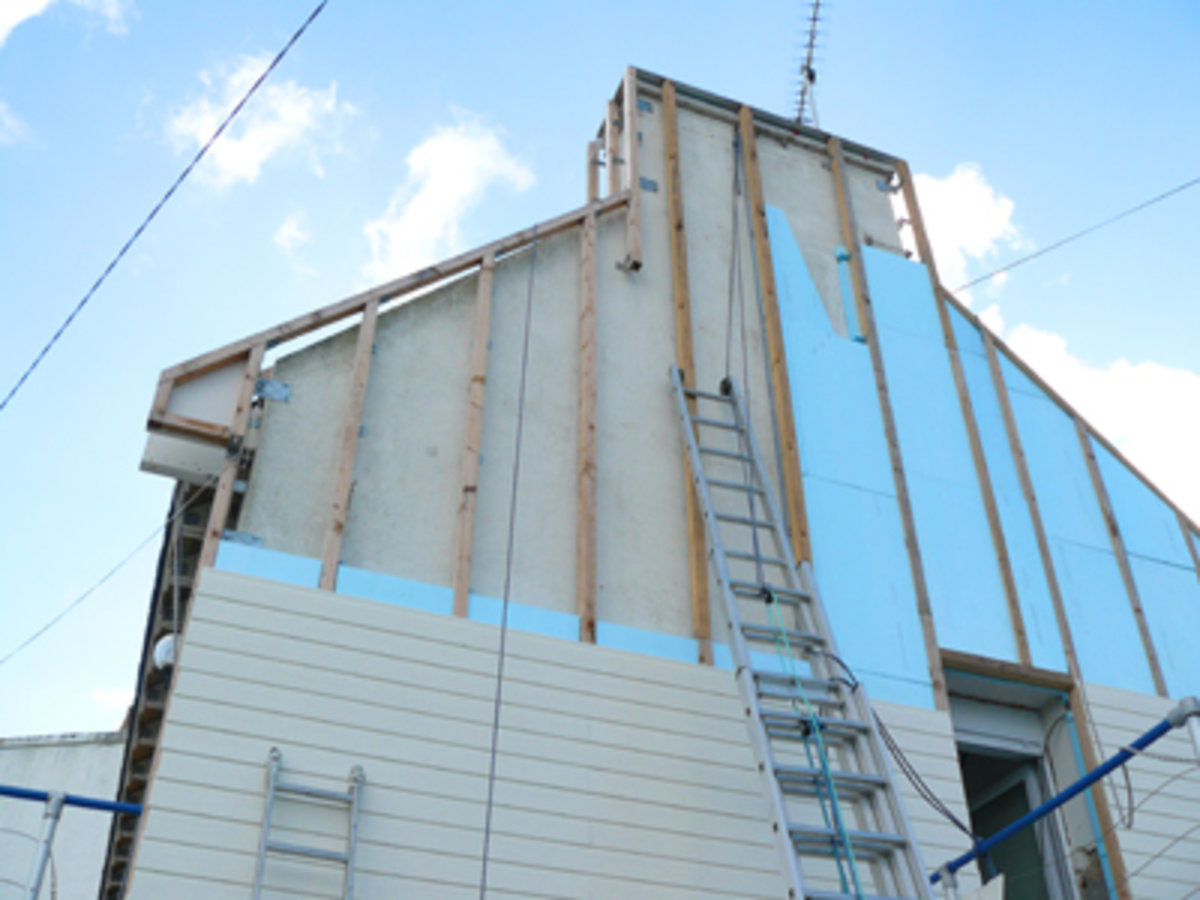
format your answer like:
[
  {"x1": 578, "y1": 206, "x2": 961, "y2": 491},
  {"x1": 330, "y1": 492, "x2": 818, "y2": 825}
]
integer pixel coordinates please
[
  {"x1": 253, "y1": 747, "x2": 365, "y2": 899},
  {"x1": 670, "y1": 369, "x2": 931, "y2": 900}
]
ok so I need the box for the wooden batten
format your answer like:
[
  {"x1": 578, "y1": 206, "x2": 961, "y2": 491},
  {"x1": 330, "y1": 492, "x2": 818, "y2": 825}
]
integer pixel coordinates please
[
  {"x1": 941, "y1": 648, "x2": 1073, "y2": 692},
  {"x1": 198, "y1": 344, "x2": 265, "y2": 570},
  {"x1": 828, "y1": 137, "x2": 947, "y2": 710},
  {"x1": 148, "y1": 412, "x2": 232, "y2": 446},
  {"x1": 622, "y1": 67, "x2": 643, "y2": 270},
  {"x1": 318, "y1": 300, "x2": 380, "y2": 591},
  {"x1": 1181, "y1": 511, "x2": 1200, "y2": 583},
  {"x1": 663, "y1": 80, "x2": 712, "y2": 664},
  {"x1": 981, "y1": 330, "x2": 1132, "y2": 897},
  {"x1": 1075, "y1": 419, "x2": 1168, "y2": 696},
  {"x1": 577, "y1": 213, "x2": 598, "y2": 642},
  {"x1": 737, "y1": 106, "x2": 811, "y2": 567},
  {"x1": 605, "y1": 99, "x2": 622, "y2": 197},
  {"x1": 452, "y1": 257, "x2": 496, "y2": 617},
  {"x1": 586, "y1": 139, "x2": 601, "y2": 203},
  {"x1": 895, "y1": 158, "x2": 1031, "y2": 666}
]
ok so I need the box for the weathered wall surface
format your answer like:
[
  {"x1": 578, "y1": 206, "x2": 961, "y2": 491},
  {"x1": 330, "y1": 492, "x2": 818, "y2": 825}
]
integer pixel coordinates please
[
  {"x1": 129, "y1": 570, "x2": 980, "y2": 898},
  {"x1": 0, "y1": 731, "x2": 124, "y2": 899}
]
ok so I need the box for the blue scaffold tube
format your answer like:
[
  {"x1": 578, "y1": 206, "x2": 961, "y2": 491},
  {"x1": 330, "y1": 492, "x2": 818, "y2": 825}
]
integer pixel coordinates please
[
  {"x1": 0, "y1": 783, "x2": 142, "y2": 816},
  {"x1": 931, "y1": 705, "x2": 1186, "y2": 885}
]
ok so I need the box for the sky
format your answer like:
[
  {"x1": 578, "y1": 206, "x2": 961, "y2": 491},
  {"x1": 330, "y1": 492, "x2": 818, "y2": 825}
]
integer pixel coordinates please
[{"x1": 1, "y1": 1, "x2": 1198, "y2": 739}]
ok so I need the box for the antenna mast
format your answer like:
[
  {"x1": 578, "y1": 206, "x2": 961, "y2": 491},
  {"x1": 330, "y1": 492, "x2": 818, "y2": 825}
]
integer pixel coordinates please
[{"x1": 795, "y1": 0, "x2": 822, "y2": 127}]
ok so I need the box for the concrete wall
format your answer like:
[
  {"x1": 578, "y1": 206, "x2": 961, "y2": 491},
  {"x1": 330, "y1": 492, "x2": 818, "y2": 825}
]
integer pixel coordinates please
[
  {"x1": 0, "y1": 730, "x2": 124, "y2": 899},
  {"x1": 129, "y1": 569, "x2": 979, "y2": 899}
]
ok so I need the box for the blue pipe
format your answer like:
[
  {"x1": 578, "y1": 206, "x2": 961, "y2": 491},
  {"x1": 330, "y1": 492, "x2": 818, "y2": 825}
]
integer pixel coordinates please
[
  {"x1": 931, "y1": 700, "x2": 1192, "y2": 885},
  {"x1": 0, "y1": 783, "x2": 142, "y2": 816}
]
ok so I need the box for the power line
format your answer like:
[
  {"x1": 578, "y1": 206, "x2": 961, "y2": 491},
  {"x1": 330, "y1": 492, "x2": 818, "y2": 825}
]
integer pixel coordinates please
[
  {"x1": 0, "y1": 476, "x2": 216, "y2": 669},
  {"x1": 0, "y1": 0, "x2": 329, "y2": 416},
  {"x1": 954, "y1": 172, "x2": 1200, "y2": 293}
]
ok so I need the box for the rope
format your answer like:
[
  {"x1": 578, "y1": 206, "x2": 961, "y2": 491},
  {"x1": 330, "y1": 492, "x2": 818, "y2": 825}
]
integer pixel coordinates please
[{"x1": 478, "y1": 227, "x2": 539, "y2": 898}]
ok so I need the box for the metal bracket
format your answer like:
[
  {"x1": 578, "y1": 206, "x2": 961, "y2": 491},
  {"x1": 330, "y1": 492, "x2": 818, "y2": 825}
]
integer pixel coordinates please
[
  {"x1": 255, "y1": 377, "x2": 291, "y2": 403},
  {"x1": 222, "y1": 530, "x2": 264, "y2": 547},
  {"x1": 639, "y1": 176, "x2": 659, "y2": 193}
]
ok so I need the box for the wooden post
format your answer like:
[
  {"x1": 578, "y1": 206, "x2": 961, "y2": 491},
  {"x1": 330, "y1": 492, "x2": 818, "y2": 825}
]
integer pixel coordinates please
[
  {"x1": 982, "y1": 331, "x2": 1132, "y2": 898},
  {"x1": 318, "y1": 300, "x2": 380, "y2": 590},
  {"x1": 452, "y1": 257, "x2": 496, "y2": 617},
  {"x1": 587, "y1": 139, "x2": 601, "y2": 203},
  {"x1": 896, "y1": 159, "x2": 1031, "y2": 665},
  {"x1": 828, "y1": 138, "x2": 948, "y2": 709},
  {"x1": 622, "y1": 67, "x2": 643, "y2": 270},
  {"x1": 664, "y1": 81, "x2": 712, "y2": 664},
  {"x1": 737, "y1": 106, "x2": 811, "y2": 567},
  {"x1": 198, "y1": 343, "x2": 265, "y2": 570},
  {"x1": 1181, "y1": 512, "x2": 1200, "y2": 583},
  {"x1": 605, "y1": 99, "x2": 622, "y2": 197},
  {"x1": 577, "y1": 213, "x2": 598, "y2": 642},
  {"x1": 1075, "y1": 419, "x2": 1168, "y2": 696}
]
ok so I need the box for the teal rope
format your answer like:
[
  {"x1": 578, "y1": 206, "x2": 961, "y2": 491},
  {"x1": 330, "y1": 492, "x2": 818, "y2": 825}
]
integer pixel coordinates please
[{"x1": 765, "y1": 592, "x2": 865, "y2": 898}]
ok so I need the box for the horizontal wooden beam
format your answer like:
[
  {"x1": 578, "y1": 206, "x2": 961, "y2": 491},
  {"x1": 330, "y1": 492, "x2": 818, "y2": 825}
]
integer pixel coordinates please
[
  {"x1": 162, "y1": 193, "x2": 631, "y2": 385},
  {"x1": 146, "y1": 412, "x2": 232, "y2": 446},
  {"x1": 939, "y1": 648, "x2": 1074, "y2": 693}
]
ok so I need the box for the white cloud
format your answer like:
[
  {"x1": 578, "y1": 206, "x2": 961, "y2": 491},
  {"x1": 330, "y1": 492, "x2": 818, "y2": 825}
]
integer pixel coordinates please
[
  {"x1": 90, "y1": 686, "x2": 133, "y2": 713},
  {"x1": 0, "y1": 0, "x2": 55, "y2": 46},
  {"x1": 1, "y1": 0, "x2": 130, "y2": 46},
  {"x1": 0, "y1": 100, "x2": 30, "y2": 145},
  {"x1": 168, "y1": 53, "x2": 353, "y2": 188},
  {"x1": 911, "y1": 163, "x2": 1026, "y2": 303},
  {"x1": 1005, "y1": 324, "x2": 1200, "y2": 522},
  {"x1": 362, "y1": 111, "x2": 534, "y2": 284},
  {"x1": 274, "y1": 212, "x2": 310, "y2": 254}
]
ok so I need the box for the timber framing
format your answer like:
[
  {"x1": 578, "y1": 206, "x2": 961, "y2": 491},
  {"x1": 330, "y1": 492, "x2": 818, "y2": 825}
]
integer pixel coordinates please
[
  {"x1": 577, "y1": 213, "x2": 598, "y2": 642},
  {"x1": 663, "y1": 80, "x2": 712, "y2": 664},
  {"x1": 828, "y1": 136, "x2": 948, "y2": 710},
  {"x1": 896, "y1": 159, "x2": 1032, "y2": 666},
  {"x1": 738, "y1": 106, "x2": 812, "y2": 567},
  {"x1": 1181, "y1": 512, "x2": 1200, "y2": 583}
]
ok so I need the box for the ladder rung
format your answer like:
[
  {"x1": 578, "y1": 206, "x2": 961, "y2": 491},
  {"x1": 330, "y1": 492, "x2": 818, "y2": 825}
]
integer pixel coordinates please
[
  {"x1": 275, "y1": 781, "x2": 354, "y2": 804},
  {"x1": 807, "y1": 891, "x2": 917, "y2": 900},
  {"x1": 691, "y1": 415, "x2": 740, "y2": 431},
  {"x1": 715, "y1": 512, "x2": 774, "y2": 529},
  {"x1": 265, "y1": 840, "x2": 349, "y2": 864},
  {"x1": 760, "y1": 710, "x2": 868, "y2": 742},
  {"x1": 725, "y1": 550, "x2": 788, "y2": 567},
  {"x1": 789, "y1": 824, "x2": 908, "y2": 859},
  {"x1": 730, "y1": 580, "x2": 810, "y2": 604},
  {"x1": 697, "y1": 444, "x2": 753, "y2": 462},
  {"x1": 775, "y1": 764, "x2": 886, "y2": 797},
  {"x1": 707, "y1": 478, "x2": 764, "y2": 494},
  {"x1": 741, "y1": 623, "x2": 824, "y2": 650},
  {"x1": 684, "y1": 387, "x2": 731, "y2": 402}
]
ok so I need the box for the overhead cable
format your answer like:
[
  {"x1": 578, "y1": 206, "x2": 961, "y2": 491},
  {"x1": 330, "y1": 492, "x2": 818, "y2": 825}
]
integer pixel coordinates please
[
  {"x1": 0, "y1": 0, "x2": 329, "y2": 416},
  {"x1": 954, "y1": 173, "x2": 1200, "y2": 293}
]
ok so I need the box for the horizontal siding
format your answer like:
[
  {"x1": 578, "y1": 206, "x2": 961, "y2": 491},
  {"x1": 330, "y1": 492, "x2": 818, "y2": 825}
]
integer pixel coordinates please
[
  {"x1": 1085, "y1": 682, "x2": 1200, "y2": 899},
  {"x1": 130, "y1": 570, "x2": 980, "y2": 897}
]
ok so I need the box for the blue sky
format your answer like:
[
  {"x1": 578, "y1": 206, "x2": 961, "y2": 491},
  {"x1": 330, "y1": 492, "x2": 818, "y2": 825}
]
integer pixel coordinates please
[{"x1": 1, "y1": 1, "x2": 1198, "y2": 737}]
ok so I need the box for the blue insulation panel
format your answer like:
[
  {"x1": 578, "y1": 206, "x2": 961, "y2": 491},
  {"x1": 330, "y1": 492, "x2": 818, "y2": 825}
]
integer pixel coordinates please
[
  {"x1": 1094, "y1": 443, "x2": 1192, "y2": 567},
  {"x1": 1127, "y1": 556, "x2": 1200, "y2": 696},
  {"x1": 864, "y1": 248, "x2": 1016, "y2": 664},
  {"x1": 769, "y1": 206, "x2": 934, "y2": 708},
  {"x1": 336, "y1": 565, "x2": 453, "y2": 616},
  {"x1": 215, "y1": 541, "x2": 321, "y2": 588},
  {"x1": 947, "y1": 306, "x2": 1066, "y2": 671}
]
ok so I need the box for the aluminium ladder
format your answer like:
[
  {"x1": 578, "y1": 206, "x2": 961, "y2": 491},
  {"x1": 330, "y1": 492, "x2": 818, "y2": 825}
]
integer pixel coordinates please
[
  {"x1": 670, "y1": 369, "x2": 931, "y2": 900},
  {"x1": 253, "y1": 746, "x2": 365, "y2": 899}
]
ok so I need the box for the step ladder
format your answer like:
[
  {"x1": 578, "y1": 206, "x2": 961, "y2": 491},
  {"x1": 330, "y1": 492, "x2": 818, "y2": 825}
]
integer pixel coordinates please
[
  {"x1": 253, "y1": 746, "x2": 365, "y2": 899},
  {"x1": 670, "y1": 369, "x2": 931, "y2": 900}
]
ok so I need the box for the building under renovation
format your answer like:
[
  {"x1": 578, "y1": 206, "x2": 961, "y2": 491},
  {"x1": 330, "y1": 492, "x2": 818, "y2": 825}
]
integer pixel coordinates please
[{"x1": 12, "y1": 68, "x2": 1198, "y2": 898}]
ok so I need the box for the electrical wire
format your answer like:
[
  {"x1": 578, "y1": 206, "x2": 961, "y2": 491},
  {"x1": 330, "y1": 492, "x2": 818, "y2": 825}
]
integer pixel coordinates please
[
  {"x1": 478, "y1": 227, "x2": 539, "y2": 899},
  {"x1": 0, "y1": 0, "x2": 330, "y2": 416},
  {"x1": 953, "y1": 173, "x2": 1200, "y2": 293},
  {"x1": 0, "y1": 474, "x2": 217, "y2": 669}
]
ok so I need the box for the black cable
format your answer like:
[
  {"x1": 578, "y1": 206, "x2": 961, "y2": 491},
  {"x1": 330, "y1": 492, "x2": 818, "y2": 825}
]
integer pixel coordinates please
[
  {"x1": 953, "y1": 173, "x2": 1200, "y2": 293},
  {"x1": 0, "y1": 0, "x2": 329, "y2": 416}
]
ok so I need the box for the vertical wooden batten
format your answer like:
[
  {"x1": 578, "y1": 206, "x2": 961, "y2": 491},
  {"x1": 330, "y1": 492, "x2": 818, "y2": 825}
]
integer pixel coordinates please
[
  {"x1": 1181, "y1": 511, "x2": 1200, "y2": 583},
  {"x1": 198, "y1": 343, "x2": 266, "y2": 571},
  {"x1": 577, "y1": 213, "x2": 598, "y2": 642},
  {"x1": 663, "y1": 81, "x2": 712, "y2": 664},
  {"x1": 737, "y1": 106, "x2": 811, "y2": 567},
  {"x1": 828, "y1": 138, "x2": 947, "y2": 710},
  {"x1": 621, "y1": 68, "x2": 643, "y2": 270},
  {"x1": 586, "y1": 139, "x2": 601, "y2": 203},
  {"x1": 605, "y1": 99, "x2": 621, "y2": 197},
  {"x1": 318, "y1": 300, "x2": 380, "y2": 591},
  {"x1": 1075, "y1": 418, "x2": 1168, "y2": 696},
  {"x1": 896, "y1": 159, "x2": 1031, "y2": 666},
  {"x1": 452, "y1": 257, "x2": 496, "y2": 617},
  {"x1": 983, "y1": 330, "x2": 1132, "y2": 897}
]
